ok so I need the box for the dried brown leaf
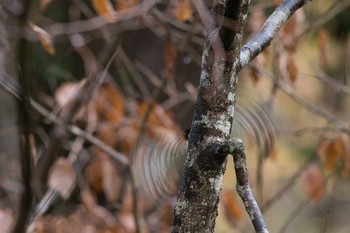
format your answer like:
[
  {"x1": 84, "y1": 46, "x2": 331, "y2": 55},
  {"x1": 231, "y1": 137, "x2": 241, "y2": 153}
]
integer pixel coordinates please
[
  {"x1": 286, "y1": 57, "x2": 298, "y2": 85},
  {"x1": 85, "y1": 158, "x2": 104, "y2": 193},
  {"x1": 116, "y1": 0, "x2": 139, "y2": 10},
  {"x1": 221, "y1": 190, "x2": 244, "y2": 224},
  {"x1": 40, "y1": 0, "x2": 53, "y2": 11},
  {"x1": 249, "y1": 6, "x2": 265, "y2": 36},
  {"x1": 48, "y1": 157, "x2": 76, "y2": 199},
  {"x1": 279, "y1": 10, "x2": 304, "y2": 52},
  {"x1": 317, "y1": 134, "x2": 347, "y2": 172},
  {"x1": 301, "y1": 164, "x2": 326, "y2": 203},
  {"x1": 272, "y1": 0, "x2": 282, "y2": 6},
  {"x1": 29, "y1": 22, "x2": 55, "y2": 55},
  {"x1": 174, "y1": 0, "x2": 193, "y2": 22},
  {"x1": 164, "y1": 39, "x2": 177, "y2": 80},
  {"x1": 95, "y1": 83, "x2": 125, "y2": 123},
  {"x1": 341, "y1": 133, "x2": 350, "y2": 176},
  {"x1": 249, "y1": 54, "x2": 265, "y2": 84},
  {"x1": 81, "y1": 189, "x2": 97, "y2": 211},
  {"x1": 102, "y1": 158, "x2": 120, "y2": 203},
  {"x1": 92, "y1": 0, "x2": 117, "y2": 22},
  {"x1": 318, "y1": 28, "x2": 330, "y2": 67}
]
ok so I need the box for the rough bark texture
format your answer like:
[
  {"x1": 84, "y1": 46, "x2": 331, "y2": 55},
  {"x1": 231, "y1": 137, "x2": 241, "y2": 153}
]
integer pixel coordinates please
[{"x1": 171, "y1": 0, "x2": 250, "y2": 232}]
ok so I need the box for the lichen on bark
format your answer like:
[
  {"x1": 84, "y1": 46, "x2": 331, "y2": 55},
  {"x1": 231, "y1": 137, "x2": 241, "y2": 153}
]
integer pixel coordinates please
[{"x1": 171, "y1": 0, "x2": 251, "y2": 232}]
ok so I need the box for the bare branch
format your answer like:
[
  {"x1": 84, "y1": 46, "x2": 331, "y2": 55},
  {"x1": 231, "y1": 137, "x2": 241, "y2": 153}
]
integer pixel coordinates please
[
  {"x1": 252, "y1": 65, "x2": 350, "y2": 132},
  {"x1": 238, "y1": 0, "x2": 312, "y2": 71},
  {"x1": 0, "y1": 77, "x2": 129, "y2": 167},
  {"x1": 230, "y1": 138, "x2": 269, "y2": 233},
  {"x1": 36, "y1": 0, "x2": 158, "y2": 40},
  {"x1": 13, "y1": 1, "x2": 34, "y2": 232}
]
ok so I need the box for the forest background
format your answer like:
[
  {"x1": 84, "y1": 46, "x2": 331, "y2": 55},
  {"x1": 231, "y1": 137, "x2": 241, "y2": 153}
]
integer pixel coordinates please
[{"x1": 0, "y1": 0, "x2": 350, "y2": 232}]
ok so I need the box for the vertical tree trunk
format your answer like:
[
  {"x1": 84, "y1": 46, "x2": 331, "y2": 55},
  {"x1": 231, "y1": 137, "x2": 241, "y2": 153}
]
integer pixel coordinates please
[
  {"x1": 172, "y1": 0, "x2": 250, "y2": 232},
  {"x1": 0, "y1": 2, "x2": 21, "y2": 208}
]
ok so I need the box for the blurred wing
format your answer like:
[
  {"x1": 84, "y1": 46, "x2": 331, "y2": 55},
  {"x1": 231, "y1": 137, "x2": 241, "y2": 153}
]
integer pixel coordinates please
[
  {"x1": 133, "y1": 98, "x2": 276, "y2": 199},
  {"x1": 133, "y1": 136, "x2": 187, "y2": 199}
]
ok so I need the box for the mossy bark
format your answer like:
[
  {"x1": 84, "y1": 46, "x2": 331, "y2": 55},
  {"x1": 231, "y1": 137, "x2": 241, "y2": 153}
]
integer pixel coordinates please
[{"x1": 171, "y1": 0, "x2": 250, "y2": 232}]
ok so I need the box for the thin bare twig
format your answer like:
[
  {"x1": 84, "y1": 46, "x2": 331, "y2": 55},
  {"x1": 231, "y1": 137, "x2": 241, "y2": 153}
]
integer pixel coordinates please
[
  {"x1": 0, "y1": 76, "x2": 129, "y2": 167},
  {"x1": 251, "y1": 65, "x2": 350, "y2": 133},
  {"x1": 238, "y1": 0, "x2": 312, "y2": 71},
  {"x1": 13, "y1": 1, "x2": 34, "y2": 232},
  {"x1": 117, "y1": 48, "x2": 151, "y2": 98},
  {"x1": 300, "y1": 0, "x2": 350, "y2": 38},
  {"x1": 278, "y1": 172, "x2": 334, "y2": 233},
  {"x1": 34, "y1": 0, "x2": 159, "y2": 39},
  {"x1": 130, "y1": 63, "x2": 169, "y2": 233},
  {"x1": 30, "y1": 100, "x2": 129, "y2": 167},
  {"x1": 262, "y1": 157, "x2": 312, "y2": 212},
  {"x1": 231, "y1": 138, "x2": 269, "y2": 233}
]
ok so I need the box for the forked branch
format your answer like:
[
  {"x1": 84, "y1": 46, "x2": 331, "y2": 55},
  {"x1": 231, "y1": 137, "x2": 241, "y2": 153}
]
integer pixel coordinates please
[{"x1": 230, "y1": 138, "x2": 269, "y2": 233}]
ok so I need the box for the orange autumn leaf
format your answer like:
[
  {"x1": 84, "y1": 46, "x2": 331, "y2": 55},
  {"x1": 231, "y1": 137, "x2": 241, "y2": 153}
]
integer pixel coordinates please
[
  {"x1": 341, "y1": 133, "x2": 350, "y2": 176},
  {"x1": 301, "y1": 164, "x2": 326, "y2": 203},
  {"x1": 84, "y1": 156, "x2": 122, "y2": 203},
  {"x1": 84, "y1": 156, "x2": 106, "y2": 194},
  {"x1": 164, "y1": 39, "x2": 177, "y2": 80},
  {"x1": 136, "y1": 102, "x2": 181, "y2": 140},
  {"x1": 174, "y1": 0, "x2": 193, "y2": 22},
  {"x1": 221, "y1": 190, "x2": 244, "y2": 224},
  {"x1": 272, "y1": 0, "x2": 282, "y2": 6},
  {"x1": 29, "y1": 22, "x2": 55, "y2": 55},
  {"x1": 95, "y1": 83, "x2": 125, "y2": 123},
  {"x1": 102, "y1": 158, "x2": 120, "y2": 203},
  {"x1": 286, "y1": 57, "x2": 298, "y2": 85},
  {"x1": 92, "y1": 0, "x2": 117, "y2": 22},
  {"x1": 116, "y1": 0, "x2": 139, "y2": 10},
  {"x1": 317, "y1": 134, "x2": 348, "y2": 172},
  {"x1": 318, "y1": 28, "x2": 330, "y2": 67}
]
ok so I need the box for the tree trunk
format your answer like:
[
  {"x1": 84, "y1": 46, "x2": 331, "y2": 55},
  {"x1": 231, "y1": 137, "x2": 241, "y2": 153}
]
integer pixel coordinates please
[{"x1": 172, "y1": 0, "x2": 250, "y2": 232}]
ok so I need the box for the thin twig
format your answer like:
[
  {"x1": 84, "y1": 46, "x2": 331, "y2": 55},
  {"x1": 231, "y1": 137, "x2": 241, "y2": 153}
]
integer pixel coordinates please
[
  {"x1": 300, "y1": 0, "x2": 350, "y2": 38},
  {"x1": 35, "y1": 0, "x2": 159, "y2": 39},
  {"x1": 251, "y1": 65, "x2": 350, "y2": 133},
  {"x1": 130, "y1": 65, "x2": 168, "y2": 233},
  {"x1": 238, "y1": 0, "x2": 312, "y2": 71},
  {"x1": 117, "y1": 48, "x2": 151, "y2": 98},
  {"x1": 13, "y1": 1, "x2": 34, "y2": 232},
  {"x1": 231, "y1": 138, "x2": 269, "y2": 233},
  {"x1": 262, "y1": 157, "x2": 312, "y2": 212},
  {"x1": 31, "y1": 100, "x2": 129, "y2": 167},
  {"x1": 32, "y1": 35, "x2": 122, "y2": 197},
  {"x1": 278, "y1": 172, "x2": 334, "y2": 233},
  {"x1": 0, "y1": 76, "x2": 129, "y2": 167}
]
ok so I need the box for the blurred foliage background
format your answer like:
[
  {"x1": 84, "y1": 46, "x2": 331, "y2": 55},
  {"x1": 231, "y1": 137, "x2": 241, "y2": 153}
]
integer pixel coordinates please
[{"x1": 1, "y1": 0, "x2": 350, "y2": 232}]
